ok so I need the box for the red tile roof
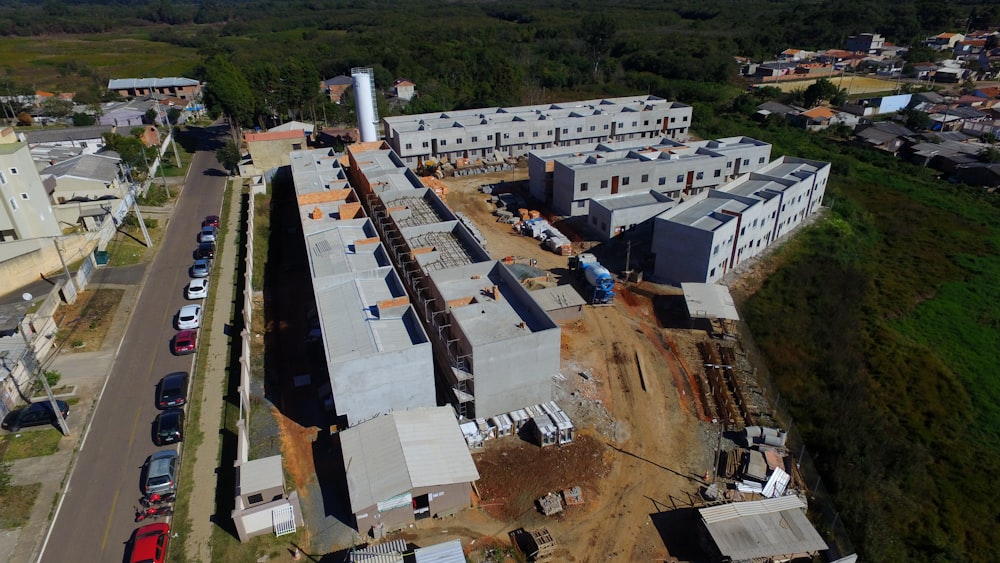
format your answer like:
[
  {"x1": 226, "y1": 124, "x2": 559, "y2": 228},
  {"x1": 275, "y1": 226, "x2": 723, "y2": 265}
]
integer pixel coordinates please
[{"x1": 244, "y1": 129, "x2": 305, "y2": 143}]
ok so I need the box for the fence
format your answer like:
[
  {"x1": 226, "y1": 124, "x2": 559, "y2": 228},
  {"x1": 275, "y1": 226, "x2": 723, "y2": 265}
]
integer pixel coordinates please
[
  {"x1": 236, "y1": 183, "x2": 255, "y2": 464},
  {"x1": 735, "y1": 318, "x2": 856, "y2": 560}
]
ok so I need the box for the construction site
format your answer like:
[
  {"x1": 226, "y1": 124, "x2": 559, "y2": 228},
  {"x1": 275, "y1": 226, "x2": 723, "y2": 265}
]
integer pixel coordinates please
[{"x1": 342, "y1": 164, "x2": 814, "y2": 562}]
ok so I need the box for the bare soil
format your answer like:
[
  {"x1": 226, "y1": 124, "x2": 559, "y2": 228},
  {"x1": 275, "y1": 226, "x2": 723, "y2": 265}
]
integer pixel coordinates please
[
  {"x1": 381, "y1": 170, "x2": 723, "y2": 561},
  {"x1": 52, "y1": 288, "x2": 124, "y2": 352}
]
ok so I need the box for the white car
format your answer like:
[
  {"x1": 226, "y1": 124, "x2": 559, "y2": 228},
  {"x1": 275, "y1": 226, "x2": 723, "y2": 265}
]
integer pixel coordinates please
[
  {"x1": 176, "y1": 304, "x2": 202, "y2": 330},
  {"x1": 187, "y1": 278, "x2": 208, "y2": 300}
]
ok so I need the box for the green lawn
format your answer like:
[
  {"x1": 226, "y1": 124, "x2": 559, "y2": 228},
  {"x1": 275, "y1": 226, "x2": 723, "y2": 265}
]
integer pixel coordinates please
[
  {"x1": 0, "y1": 483, "x2": 41, "y2": 529},
  {"x1": 0, "y1": 429, "x2": 63, "y2": 460}
]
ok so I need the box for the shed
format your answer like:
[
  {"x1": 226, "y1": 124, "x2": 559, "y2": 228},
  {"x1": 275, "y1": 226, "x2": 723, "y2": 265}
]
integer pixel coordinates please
[
  {"x1": 529, "y1": 285, "x2": 586, "y2": 323},
  {"x1": 681, "y1": 283, "x2": 740, "y2": 321},
  {"x1": 699, "y1": 496, "x2": 827, "y2": 561},
  {"x1": 414, "y1": 539, "x2": 466, "y2": 563}
]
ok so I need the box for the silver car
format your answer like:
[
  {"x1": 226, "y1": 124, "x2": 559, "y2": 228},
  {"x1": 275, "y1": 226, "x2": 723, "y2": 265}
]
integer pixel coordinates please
[{"x1": 143, "y1": 450, "x2": 178, "y2": 496}]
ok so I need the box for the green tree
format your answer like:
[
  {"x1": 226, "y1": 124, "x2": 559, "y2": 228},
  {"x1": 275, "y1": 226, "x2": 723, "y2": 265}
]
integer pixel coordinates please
[
  {"x1": 102, "y1": 133, "x2": 154, "y2": 180},
  {"x1": 71, "y1": 112, "x2": 95, "y2": 126},
  {"x1": 144, "y1": 108, "x2": 159, "y2": 124},
  {"x1": 580, "y1": 14, "x2": 617, "y2": 82},
  {"x1": 216, "y1": 140, "x2": 241, "y2": 173},
  {"x1": 803, "y1": 78, "x2": 839, "y2": 107},
  {"x1": 202, "y1": 55, "x2": 255, "y2": 129},
  {"x1": 41, "y1": 97, "x2": 73, "y2": 118},
  {"x1": 900, "y1": 108, "x2": 931, "y2": 130}
]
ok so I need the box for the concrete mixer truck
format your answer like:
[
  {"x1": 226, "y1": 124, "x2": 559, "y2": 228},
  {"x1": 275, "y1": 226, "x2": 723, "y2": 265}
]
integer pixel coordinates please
[{"x1": 569, "y1": 253, "x2": 615, "y2": 305}]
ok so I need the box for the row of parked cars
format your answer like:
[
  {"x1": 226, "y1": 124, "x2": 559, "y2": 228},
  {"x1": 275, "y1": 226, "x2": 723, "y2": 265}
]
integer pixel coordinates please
[{"x1": 130, "y1": 215, "x2": 217, "y2": 563}]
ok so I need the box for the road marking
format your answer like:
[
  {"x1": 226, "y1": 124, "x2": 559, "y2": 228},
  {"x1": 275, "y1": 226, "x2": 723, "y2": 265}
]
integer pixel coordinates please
[
  {"x1": 128, "y1": 406, "x2": 142, "y2": 448},
  {"x1": 99, "y1": 488, "x2": 120, "y2": 552}
]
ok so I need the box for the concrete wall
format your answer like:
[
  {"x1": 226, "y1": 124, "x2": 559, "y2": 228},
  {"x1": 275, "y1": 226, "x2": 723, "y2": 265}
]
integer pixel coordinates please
[
  {"x1": 652, "y1": 219, "x2": 718, "y2": 283},
  {"x1": 329, "y1": 333, "x2": 436, "y2": 426},
  {"x1": 588, "y1": 196, "x2": 675, "y2": 240},
  {"x1": 0, "y1": 233, "x2": 95, "y2": 288},
  {"x1": 354, "y1": 481, "x2": 472, "y2": 535}
]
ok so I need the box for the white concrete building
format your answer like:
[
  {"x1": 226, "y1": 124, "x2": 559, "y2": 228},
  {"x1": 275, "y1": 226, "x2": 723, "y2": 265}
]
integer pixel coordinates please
[
  {"x1": 382, "y1": 95, "x2": 692, "y2": 167},
  {"x1": 652, "y1": 157, "x2": 830, "y2": 283},
  {"x1": 290, "y1": 148, "x2": 436, "y2": 426},
  {"x1": 0, "y1": 143, "x2": 62, "y2": 244},
  {"x1": 587, "y1": 190, "x2": 676, "y2": 240},
  {"x1": 529, "y1": 136, "x2": 772, "y2": 216}
]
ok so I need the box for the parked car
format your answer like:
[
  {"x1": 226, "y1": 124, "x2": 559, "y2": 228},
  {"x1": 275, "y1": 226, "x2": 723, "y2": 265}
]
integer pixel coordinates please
[
  {"x1": 2, "y1": 400, "x2": 69, "y2": 431},
  {"x1": 172, "y1": 329, "x2": 197, "y2": 355},
  {"x1": 157, "y1": 372, "x2": 189, "y2": 409},
  {"x1": 143, "y1": 450, "x2": 179, "y2": 496},
  {"x1": 202, "y1": 215, "x2": 220, "y2": 229},
  {"x1": 193, "y1": 242, "x2": 215, "y2": 260},
  {"x1": 153, "y1": 409, "x2": 184, "y2": 445},
  {"x1": 199, "y1": 225, "x2": 216, "y2": 243},
  {"x1": 176, "y1": 304, "x2": 201, "y2": 330},
  {"x1": 129, "y1": 522, "x2": 170, "y2": 563},
  {"x1": 186, "y1": 278, "x2": 208, "y2": 300},
  {"x1": 190, "y1": 259, "x2": 210, "y2": 278}
]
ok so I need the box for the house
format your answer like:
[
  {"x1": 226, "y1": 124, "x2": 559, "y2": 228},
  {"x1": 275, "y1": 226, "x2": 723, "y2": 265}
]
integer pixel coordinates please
[
  {"x1": 40, "y1": 152, "x2": 130, "y2": 231},
  {"x1": 243, "y1": 129, "x2": 307, "y2": 173},
  {"x1": 853, "y1": 122, "x2": 915, "y2": 154},
  {"x1": 20, "y1": 125, "x2": 115, "y2": 163},
  {"x1": 651, "y1": 156, "x2": 830, "y2": 284},
  {"x1": 908, "y1": 62, "x2": 939, "y2": 80},
  {"x1": 107, "y1": 77, "x2": 202, "y2": 100},
  {"x1": 392, "y1": 78, "x2": 416, "y2": 101},
  {"x1": 698, "y1": 496, "x2": 827, "y2": 561},
  {"x1": 382, "y1": 95, "x2": 692, "y2": 167},
  {"x1": 320, "y1": 75, "x2": 353, "y2": 103},
  {"x1": 778, "y1": 49, "x2": 812, "y2": 61},
  {"x1": 340, "y1": 407, "x2": 480, "y2": 536},
  {"x1": 98, "y1": 98, "x2": 158, "y2": 128},
  {"x1": 841, "y1": 93, "x2": 912, "y2": 117},
  {"x1": 289, "y1": 148, "x2": 434, "y2": 426},
  {"x1": 755, "y1": 101, "x2": 804, "y2": 120},
  {"x1": 954, "y1": 162, "x2": 1000, "y2": 188},
  {"x1": 230, "y1": 455, "x2": 303, "y2": 542},
  {"x1": 787, "y1": 106, "x2": 860, "y2": 131},
  {"x1": 846, "y1": 33, "x2": 885, "y2": 55},
  {"x1": 924, "y1": 32, "x2": 965, "y2": 51}
]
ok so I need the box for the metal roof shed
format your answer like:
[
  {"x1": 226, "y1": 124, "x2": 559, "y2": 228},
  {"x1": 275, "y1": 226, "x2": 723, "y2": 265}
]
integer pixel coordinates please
[
  {"x1": 414, "y1": 539, "x2": 466, "y2": 563},
  {"x1": 699, "y1": 496, "x2": 827, "y2": 561},
  {"x1": 680, "y1": 282, "x2": 740, "y2": 321}
]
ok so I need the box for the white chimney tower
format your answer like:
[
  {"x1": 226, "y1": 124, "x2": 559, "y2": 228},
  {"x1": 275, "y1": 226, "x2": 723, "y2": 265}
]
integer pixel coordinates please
[{"x1": 351, "y1": 67, "x2": 379, "y2": 142}]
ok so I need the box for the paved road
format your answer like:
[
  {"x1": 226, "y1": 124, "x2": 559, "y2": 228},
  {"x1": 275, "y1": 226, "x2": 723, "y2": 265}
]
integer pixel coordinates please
[{"x1": 40, "y1": 125, "x2": 229, "y2": 563}]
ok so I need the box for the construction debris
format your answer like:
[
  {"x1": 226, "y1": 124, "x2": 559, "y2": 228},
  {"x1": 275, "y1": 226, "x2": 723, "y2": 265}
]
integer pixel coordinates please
[
  {"x1": 562, "y1": 486, "x2": 584, "y2": 506},
  {"x1": 536, "y1": 492, "x2": 564, "y2": 516}
]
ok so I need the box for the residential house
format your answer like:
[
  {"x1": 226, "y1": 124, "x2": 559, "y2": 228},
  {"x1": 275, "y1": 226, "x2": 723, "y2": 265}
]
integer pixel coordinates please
[
  {"x1": 243, "y1": 129, "x2": 307, "y2": 173},
  {"x1": 754, "y1": 101, "x2": 805, "y2": 121},
  {"x1": 230, "y1": 455, "x2": 303, "y2": 542},
  {"x1": 954, "y1": 162, "x2": 1000, "y2": 187},
  {"x1": 382, "y1": 95, "x2": 692, "y2": 167},
  {"x1": 909, "y1": 62, "x2": 939, "y2": 80},
  {"x1": 99, "y1": 98, "x2": 158, "y2": 128},
  {"x1": 107, "y1": 77, "x2": 202, "y2": 100},
  {"x1": 40, "y1": 152, "x2": 130, "y2": 231},
  {"x1": 846, "y1": 33, "x2": 886, "y2": 54},
  {"x1": 787, "y1": 106, "x2": 860, "y2": 131},
  {"x1": 905, "y1": 137, "x2": 984, "y2": 166},
  {"x1": 778, "y1": 49, "x2": 813, "y2": 61},
  {"x1": 586, "y1": 190, "x2": 676, "y2": 240},
  {"x1": 320, "y1": 75, "x2": 353, "y2": 104},
  {"x1": 841, "y1": 93, "x2": 912, "y2": 117},
  {"x1": 924, "y1": 32, "x2": 965, "y2": 51},
  {"x1": 19, "y1": 125, "x2": 114, "y2": 164},
  {"x1": 953, "y1": 39, "x2": 986, "y2": 60},
  {"x1": 853, "y1": 122, "x2": 915, "y2": 154},
  {"x1": 340, "y1": 407, "x2": 480, "y2": 536},
  {"x1": 392, "y1": 79, "x2": 416, "y2": 101}
]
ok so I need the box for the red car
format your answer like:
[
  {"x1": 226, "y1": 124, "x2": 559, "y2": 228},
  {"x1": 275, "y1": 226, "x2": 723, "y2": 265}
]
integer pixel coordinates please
[
  {"x1": 129, "y1": 522, "x2": 169, "y2": 563},
  {"x1": 172, "y1": 329, "x2": 197, "y2": 355},
  {"x1": 202, "y1": 215, "x2": 220, "y2": 228}
]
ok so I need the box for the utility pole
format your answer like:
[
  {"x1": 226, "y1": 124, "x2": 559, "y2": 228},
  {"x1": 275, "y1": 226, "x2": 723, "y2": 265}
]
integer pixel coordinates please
[{"x1": 20, "y1": 296, "x2": 69, "y2": 436}]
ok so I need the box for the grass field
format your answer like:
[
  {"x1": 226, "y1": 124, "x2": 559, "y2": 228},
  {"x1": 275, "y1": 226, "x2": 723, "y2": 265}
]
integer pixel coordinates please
[
  {"x1": 0, "y1": 33, "x2": 198, "y2": 92},
  {"x1": 763, "y1": 75, "x2": 905, "y2": 96}
]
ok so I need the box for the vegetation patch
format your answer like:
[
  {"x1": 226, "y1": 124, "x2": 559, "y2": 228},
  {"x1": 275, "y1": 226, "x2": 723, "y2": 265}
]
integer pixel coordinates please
[
  {"x1": 0, "y1": 429, "x2": 63, "y2": 460},
  {"x1": 0, "y1": 483, "x2": 41, "y2": 529},
  {"x1": 54, "y1": 288, "x2": 124, "y2": 352}
]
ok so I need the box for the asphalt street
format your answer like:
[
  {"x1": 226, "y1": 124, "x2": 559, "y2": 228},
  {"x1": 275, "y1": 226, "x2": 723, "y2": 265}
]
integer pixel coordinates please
[{"x1": 39, "y1": 124, "x2": 229, "y2": 563}]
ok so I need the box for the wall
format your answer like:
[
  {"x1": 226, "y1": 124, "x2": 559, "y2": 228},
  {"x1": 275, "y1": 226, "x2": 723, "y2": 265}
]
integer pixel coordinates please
[
  {"x1": 354, "y1": 481, "x2": 473, "y2": 535},
  {"x1": 0, "y1": 233, "x2": 95, "y2": 289}
]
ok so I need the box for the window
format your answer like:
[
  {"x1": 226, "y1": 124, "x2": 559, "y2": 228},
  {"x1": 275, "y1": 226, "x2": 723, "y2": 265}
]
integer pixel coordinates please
[
  {"x1": 726, "y1": 161, "x2": 733, "y2": 168},
  {"x1": 422, "y1": 141, "x2": 429, "y2": 148},
  {"x1": 502, "y1": 133, "x2": 509, "y2": 139},
  {"x1": 643, "y1": 120, "x2": 649, "y2": 126},
  {"x1": 532, "y1": 131, "x2": 539, "y2": 137},
  {"x1": 618, "y1": 122, "x2": 624, "y2": 128},
  {"x1": 405, "y1": 143, "x2": 412, "y2": 149},
  {"x1": 546, "y1": 130, "x2": 552, "y2": 135},
  {"x1": 740, "y1": 227, "x2": 746, "y2": 235},
  {"x1": 600, "y1": 179, "x2": 609, "y2": 189},
  {"x1": 247, "y1": 493, "x2": 264, "y2": 505},
  {"x1": 713, "y1": 245, "x2": 720, "y2": 256},
  {"x1": 676, "y1": 175, "x2": 684, "y2": 183},
  {"x1": 576, "y1": 127, "x2": 582, "y2": 133},
  {"x1": 9, "y1": 167, "x2": 18, "y2": 175},
  {"x1": 580, "y1": 182, "x2": 589, "y2": 192},
  {"x1": 592, "y1": 216, "x2": 598, "y2": 225},
  {"x1": 759, "y1": 157, "x2": 766, "y2": 164},
  {"x1": 631, "y1": 121, "x2": 637, "y2": 127},
  {"x1": 0, "y1": 170, "x2": 5, "y2": 184},
  {"x1": 696, "y1": 172, "x2": 704, "y2": 180},
  {"x1": 518, "y1": 132, "x2": 525, "y2": 138},
  {"x1": 577, "y1": 201, "x2": 585, "y2": 208},
  {"x1": 19, "y1": 193, "x2": 28, "y2": 200},
  {"x1": 658, "y1": 177, "x2": 666, "y2": 186},
  {"x1": 670, "y1": 117, "x2": 676, "y2": 123},
  {"x1": 603, "y1": 124, "x2": 609, "y2": 130},
  {"x1": 471, "y1": 136, "x2": 478, "y2": 142},
  {"x1": 710, "y1": 267, "x2": 716, "y2": 277},
  {"x1": 622, "y1": 176, "x2": 630, "y2": 185},
  {"x1": 456, "y1": 138, "x2": 462, "y2": 144},
  {"x1": 562, "y1": 128, "x2": 568, "y2": 134},
  {"x1": 440, "y1": 140, "x2": 447, "y2": 146},
  {"x1": 588, "y1": 125, "x2": 595, "y2": 132},
  {"x1": 486, "y1": 135, "x2": 493, "y2": 141},
  {"x1": 714, "y1": 170, "x2": 721, "y2": 177},
  {"x1": 743, "y1": 159, "x2": 749, "y2": 166},
  {"x1": 292, "y1": 143, "x2": 302, "y2": 150},
  {"x1": 8, "y1": 197, "x2": 16, "y2": 211},
  {"x1": 656, "y1": 118, "x2": 662, "y2": 124},
  {"x1": 641, "y1": 174, "x2": 649, "y2": 183},
  {"x1": 683, "y1": 116, "x2": 689, "y2": 122}
]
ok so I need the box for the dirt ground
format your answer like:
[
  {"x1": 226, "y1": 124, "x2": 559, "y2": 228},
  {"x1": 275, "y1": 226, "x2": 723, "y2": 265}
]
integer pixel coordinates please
[
  {"x1": 52, "y1": 288, "x2": 124, "y2": 352},
  {"x1": 376, "y1": 168, "x2": 724, "y2": 561}
]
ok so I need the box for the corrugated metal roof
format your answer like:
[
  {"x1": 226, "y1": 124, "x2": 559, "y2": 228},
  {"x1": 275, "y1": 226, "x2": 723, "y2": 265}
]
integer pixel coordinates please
[
  {"x1": 107, "y1": 77, "x2": 199, "y2": 89},
  {"x1": 350, "y1": 538, "x2": 407, "y2": 562},
  {"x1": 414, "y1": 539, "x2": 466, "y2": 563},
  {"x1": 700, "y1": 496, "x2": 827, "y2": 560},
  {"x1": 41, "y1": 153, "x2": 121, "y2": 183},
  {"x1": 341, "y1": 407, "x2": 480, "y2": 511}
]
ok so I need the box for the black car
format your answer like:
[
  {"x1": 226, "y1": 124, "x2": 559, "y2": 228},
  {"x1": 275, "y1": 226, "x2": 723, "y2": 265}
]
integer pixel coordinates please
[
  {"x1": 157, "y1": 372, "x2": 189, "y2": 409},
  {"x1": 193, "y1": 242, "x2": 215, "y2": 260},
  {"x1": 2, "y1": 400, "x2": 69, "y2": 431},
  {"x1": 153, "y1": 409, "x2": 184, "y2": 445}
]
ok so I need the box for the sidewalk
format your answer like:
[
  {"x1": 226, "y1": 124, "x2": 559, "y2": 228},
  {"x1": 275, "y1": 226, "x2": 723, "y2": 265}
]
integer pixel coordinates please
[
  {"x1": 183, "y1": 178, "x2": 241, "y2": 562},
  {"x1": 0, "y1": 282, "x2": 142, "y2": 563}
]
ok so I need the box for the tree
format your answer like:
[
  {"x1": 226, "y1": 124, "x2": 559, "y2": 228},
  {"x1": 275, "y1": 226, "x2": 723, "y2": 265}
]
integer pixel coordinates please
[
  {"x1": 202, "y1": 55, "x2": 255, "y2": 129},
  {"x1": 580, "y1": 14, "x2": 617, "y2": 82},
  {"x1": 145, "y1": 108, "x2": 159, "y2": 124},
  {"x1": 900, "y1": 108, "x2": 931, "y2": 130},
  {"x1": 41, "y1": 97, "x2": 73, "y2": 118},
  {"x1": 17, "y1": 112, "x2": 32, "y2": 126},
  {"x1": 71, "y1": 112, "x2": 96, "y2": 126},
  {"x1": 167, "y1": 108, "x2": 182, "y2": 125},
  {"x1": 102, "y1": 133, "x2": 154, "y2": 180},
  {"x1": 803, "y1": 78, "x2": 839, "y2": 107},
  {"x1": 216, "y1": 140, "x2": 241, "y2": 173}
]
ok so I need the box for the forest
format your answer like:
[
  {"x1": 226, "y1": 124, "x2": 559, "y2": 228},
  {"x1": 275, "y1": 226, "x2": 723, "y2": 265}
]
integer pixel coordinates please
[{"x1": 2, "y1": 1, "x2": 1000, "y2": 561}]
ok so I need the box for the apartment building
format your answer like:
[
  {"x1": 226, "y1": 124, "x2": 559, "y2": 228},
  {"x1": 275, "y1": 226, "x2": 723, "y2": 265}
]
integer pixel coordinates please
[
  {"x1": 528, "y1": 136, "x2": 772, "y2": 216},
  {"x1": 290, "y1": 148, "x2": 436, "y2": 426},
  {"x1": 344, "y1": 142, "x2": 561, "y2": 419},
  {"x1": 382, "y1": 95, "x2": 692, "y2": 167},
  {"x1": 652, "y1": 157, "x2": 830, "y2": 283},
  {"x1": 0, "y1": 143, "x2": 62, "y2": 243}
]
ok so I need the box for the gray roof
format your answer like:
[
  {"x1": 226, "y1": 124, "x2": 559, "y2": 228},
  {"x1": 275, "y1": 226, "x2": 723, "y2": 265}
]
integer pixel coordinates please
[
  {"x1": 529, "y1": 285, "x2": 586, "y2": 312},
  {"x1": 591, "y1": 190, "x2": 672, "y2": 211},
  {"x1": 23, "y1": 125, "x2": 113, "y2": 145},
  {"x1": 700, "y1": 496, "x2": 827, "y2": 560},
  {"x1": 238, "y1": 455, "x2": 283, "y2": 494},
  {"x1": 340, "y1": 407, "x2": 480, "y2": 511},
  {"x1": 40, "y1": 153, "x2": 121, "y2": 182},
  {"x1": 681, "y1": 283, "x2": 740, "y2": 320},
  {"x1": 414, "y1": 539, "x2": 466, "y2": 563},
  {"x1": 323, "y1": 75, "x2": 353, "y2": 87},
  {"x1": 107, "y1": 77, "x2": 199, "y2": 90}
]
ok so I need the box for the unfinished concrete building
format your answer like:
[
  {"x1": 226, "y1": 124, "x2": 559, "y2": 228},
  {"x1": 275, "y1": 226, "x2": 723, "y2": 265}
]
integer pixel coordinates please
[
  {"x1": 382, "y1": 95, "x2": 692, "y2": 167},
  {"x1": 290, "y1": 148, "x2": 436, "y2": 426},
  {"x1": 344, "y1": 142, "x2": 561, "y2": 419},
  {"x1": 527, "y1": 136, "x2": 773, "y2": 216},
  {"x1": 652, "y1": 156, "x2": 831, "y2": 283}
]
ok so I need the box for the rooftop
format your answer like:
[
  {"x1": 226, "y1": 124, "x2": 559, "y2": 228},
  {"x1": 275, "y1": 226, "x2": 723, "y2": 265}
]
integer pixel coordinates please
[
  {"x1": 41, "y1": 152, "x2": 122, "y2": 183},
  {"x1": 700, "y1": 496, "x2": 827, "y2": 560},
  {"x1": 107, "y1": 77, "x2": 199, "y2": 89}
]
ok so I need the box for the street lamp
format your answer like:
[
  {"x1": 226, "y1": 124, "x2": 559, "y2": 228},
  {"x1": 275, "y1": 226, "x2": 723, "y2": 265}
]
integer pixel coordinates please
[{"x1": 19, "y1": 293, "x2": 70, "y2": 436}]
